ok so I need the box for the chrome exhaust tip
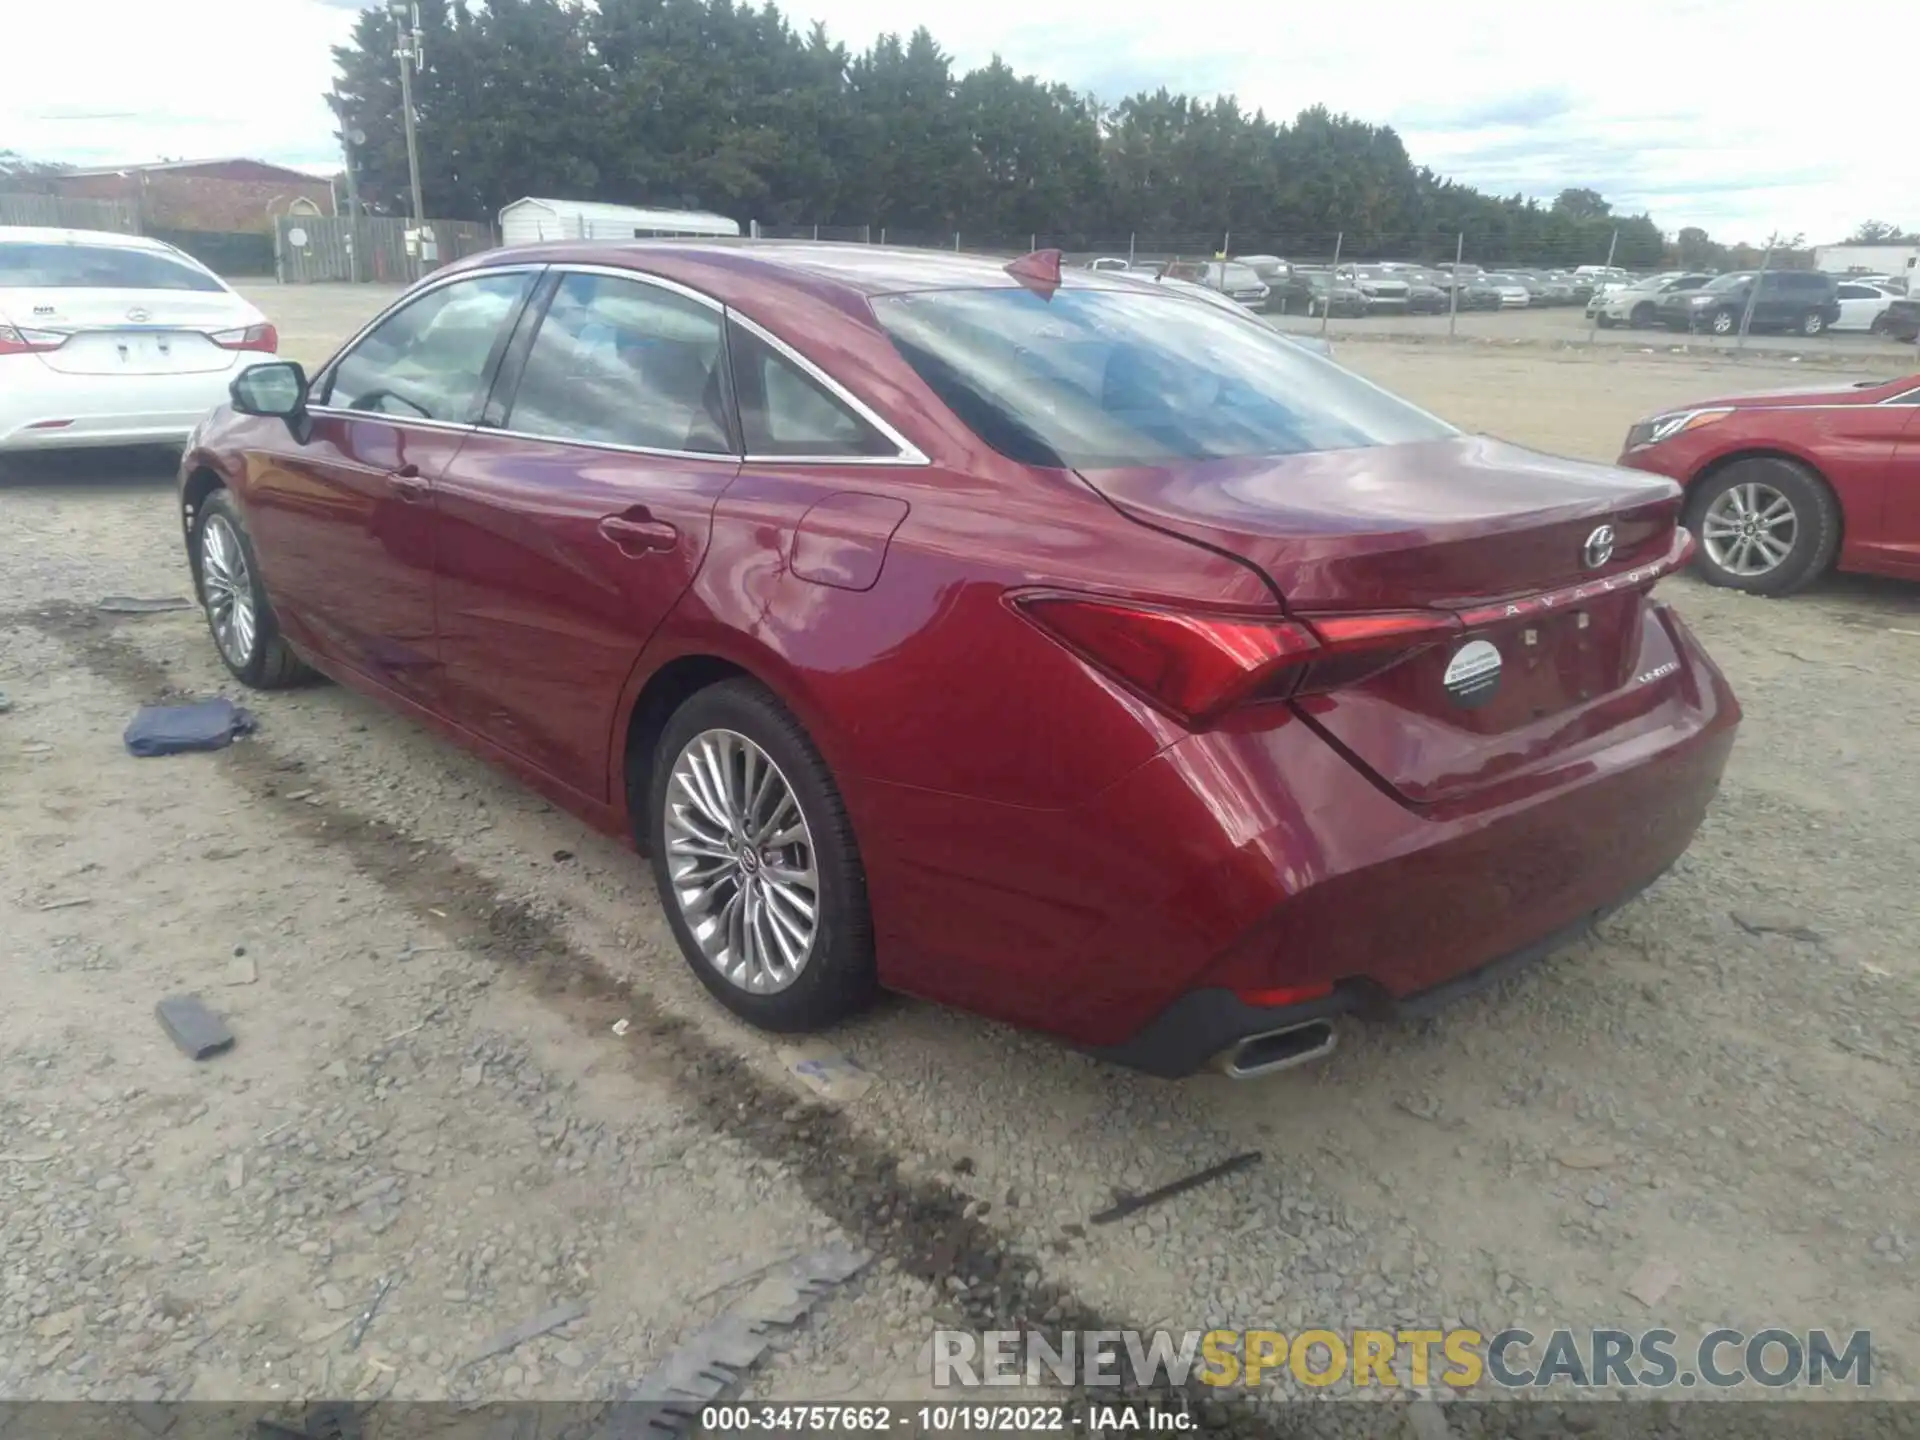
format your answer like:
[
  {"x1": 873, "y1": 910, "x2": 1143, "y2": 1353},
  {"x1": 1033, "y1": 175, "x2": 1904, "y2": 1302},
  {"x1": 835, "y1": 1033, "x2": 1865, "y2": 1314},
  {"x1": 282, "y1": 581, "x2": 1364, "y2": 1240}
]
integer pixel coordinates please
[{"x1": 1218, "y1": 1020, "x2": 1338, "y2": 1079}]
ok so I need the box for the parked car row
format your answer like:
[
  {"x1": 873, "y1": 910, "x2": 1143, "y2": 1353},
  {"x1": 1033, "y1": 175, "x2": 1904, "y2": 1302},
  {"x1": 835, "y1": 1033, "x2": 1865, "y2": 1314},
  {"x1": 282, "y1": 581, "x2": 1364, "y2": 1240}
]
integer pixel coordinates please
[
  {"x1": 1105, "y1": 255, "x2": 1632, "y2": 318},
  {"x1": 1089, "y1": 253, "x2": 1917, "y2": 343}
]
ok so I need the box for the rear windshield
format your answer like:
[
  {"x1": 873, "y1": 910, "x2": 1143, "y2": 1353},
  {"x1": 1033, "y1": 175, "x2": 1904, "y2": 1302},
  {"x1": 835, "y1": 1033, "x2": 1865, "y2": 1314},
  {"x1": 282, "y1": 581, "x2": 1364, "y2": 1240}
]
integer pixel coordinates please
[
  {"x1": 0, "y1": 242, "x2": 224, "y2": 292},
  {"x1": 873, "y1": 287, "x2": 1454, "y2": 469}
]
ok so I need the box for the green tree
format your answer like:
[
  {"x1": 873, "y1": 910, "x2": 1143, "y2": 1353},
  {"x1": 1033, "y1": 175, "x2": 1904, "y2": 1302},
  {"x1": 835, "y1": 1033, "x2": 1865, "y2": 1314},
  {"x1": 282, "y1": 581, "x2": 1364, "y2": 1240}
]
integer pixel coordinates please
[{"x1": 325, "y1": 0, "x2": 1694, "y2": 268}]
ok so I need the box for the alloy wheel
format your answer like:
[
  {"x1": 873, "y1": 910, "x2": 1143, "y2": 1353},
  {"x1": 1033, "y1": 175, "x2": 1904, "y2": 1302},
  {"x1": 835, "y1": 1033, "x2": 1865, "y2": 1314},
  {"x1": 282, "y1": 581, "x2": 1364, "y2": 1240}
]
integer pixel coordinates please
[
  {"x1": 200, "y1": 514, "x2": 258, "y2": 669},
  {"x1": 663, "y1": 728, "x2": 820, "y2": 994},
  {"x1": 1701, "y1": 482, "x2": 1797, "y2": 578}
]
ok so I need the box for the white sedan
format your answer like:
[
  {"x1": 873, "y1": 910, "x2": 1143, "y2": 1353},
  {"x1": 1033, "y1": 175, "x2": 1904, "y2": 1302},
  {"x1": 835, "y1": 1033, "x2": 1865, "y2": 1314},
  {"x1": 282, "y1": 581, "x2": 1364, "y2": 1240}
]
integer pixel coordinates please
[
  {"x1": 0, "y1": 226, "x2": 278, "y2": 453},
  {"x1": 1482, "y1": 273, "x2": 1533, "y2": 307},
  {"x1": 1831, "y1": 280, "x2": 1901, "y2": 334}
]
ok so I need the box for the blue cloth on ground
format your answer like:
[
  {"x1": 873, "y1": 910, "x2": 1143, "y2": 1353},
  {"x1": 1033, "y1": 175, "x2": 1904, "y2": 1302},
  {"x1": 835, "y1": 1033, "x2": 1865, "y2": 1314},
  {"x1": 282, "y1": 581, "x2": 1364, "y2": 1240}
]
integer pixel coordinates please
[{"x1": 123, "y1": 698, "x2": 257, "y2": 757}]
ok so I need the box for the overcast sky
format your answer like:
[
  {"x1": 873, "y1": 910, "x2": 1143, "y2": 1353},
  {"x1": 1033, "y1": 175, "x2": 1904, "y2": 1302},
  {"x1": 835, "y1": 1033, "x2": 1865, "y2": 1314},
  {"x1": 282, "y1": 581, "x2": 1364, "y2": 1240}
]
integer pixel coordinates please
[{"x1": 6, "y1": 0, "x2": 1909, "y2": 243}]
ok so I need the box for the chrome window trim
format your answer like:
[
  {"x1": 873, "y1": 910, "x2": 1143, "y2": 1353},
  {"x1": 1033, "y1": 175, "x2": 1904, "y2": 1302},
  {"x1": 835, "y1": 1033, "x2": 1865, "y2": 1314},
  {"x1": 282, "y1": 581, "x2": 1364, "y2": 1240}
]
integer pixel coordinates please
[
  {"x1": 475, "y1": 428, "x2": 739, "y2": 464},
  {"x1": 542, "y1": 262, "x2": 725, "y2": 313},
  {"x1": 302, "y1": 405, "x2": 736, "y2": 463},
  {"x1": 306, "y1": 257, "x2": 929, "y2": 466},
  {"x1": 725, "y1": 309, "x2": 930, "y2": 467},
  {"x1": 308, "y1": 262, "x2": 550, "y2": 402},
  {"x1": 303, "y1": 407, "x2": 479, "y2": 437},
  {"x1": 1882, "y1": 386, "x2": 1920, "y2": 406}
]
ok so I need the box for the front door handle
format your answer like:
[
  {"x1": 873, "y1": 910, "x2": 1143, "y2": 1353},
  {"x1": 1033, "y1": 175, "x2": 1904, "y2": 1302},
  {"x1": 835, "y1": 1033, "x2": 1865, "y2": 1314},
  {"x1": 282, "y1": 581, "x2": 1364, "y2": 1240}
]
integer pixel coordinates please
[
  {"x1": 387, "y1": 464, "x2": 429, "y2": 502},
  {"x1": 598, "y1": 510, "x2": 679, "y2": 555}
]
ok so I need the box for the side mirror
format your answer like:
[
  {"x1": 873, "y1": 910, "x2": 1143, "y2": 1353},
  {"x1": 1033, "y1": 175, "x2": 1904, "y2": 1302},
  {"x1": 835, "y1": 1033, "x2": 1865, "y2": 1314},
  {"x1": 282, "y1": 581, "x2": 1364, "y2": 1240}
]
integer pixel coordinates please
[
  {"x1": 232, "y1": 360, "x2": 307, "y2": 417},
  {"x1": 231, "y1": 361, "x2": 311, "y2": 442}
]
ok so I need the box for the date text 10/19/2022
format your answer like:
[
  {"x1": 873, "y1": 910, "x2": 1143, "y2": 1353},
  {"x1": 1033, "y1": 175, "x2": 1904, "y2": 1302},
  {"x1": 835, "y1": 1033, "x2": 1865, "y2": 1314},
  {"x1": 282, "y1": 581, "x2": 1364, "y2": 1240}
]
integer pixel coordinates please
[{"x1": 698, "y1": 1405, "x2": 1192, "y2": 1432}]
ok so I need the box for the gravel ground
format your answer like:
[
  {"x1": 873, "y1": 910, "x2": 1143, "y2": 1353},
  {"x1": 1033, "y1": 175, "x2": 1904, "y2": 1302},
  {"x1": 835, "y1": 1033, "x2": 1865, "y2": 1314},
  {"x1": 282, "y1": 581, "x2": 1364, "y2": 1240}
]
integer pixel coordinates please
[{"x1": 1, "y1": 283, "x2": 1917, "y2": 1420}]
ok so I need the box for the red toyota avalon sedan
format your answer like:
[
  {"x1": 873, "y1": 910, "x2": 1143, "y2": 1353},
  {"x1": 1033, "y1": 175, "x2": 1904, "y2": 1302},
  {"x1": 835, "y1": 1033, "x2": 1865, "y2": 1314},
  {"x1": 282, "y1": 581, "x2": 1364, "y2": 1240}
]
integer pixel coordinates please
[
  {"x1": 177, "y1": 245, "x2": 1740, "y2": 1078},
  {"x1": 1619, "y1": 371, "x2": 1920, "y2": 595}
]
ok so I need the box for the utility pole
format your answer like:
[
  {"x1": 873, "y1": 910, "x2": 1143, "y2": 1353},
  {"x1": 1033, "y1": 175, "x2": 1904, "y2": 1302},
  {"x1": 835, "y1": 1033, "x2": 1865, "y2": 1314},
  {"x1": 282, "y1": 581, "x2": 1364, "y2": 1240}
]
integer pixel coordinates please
[
  {"x1": 332, "y1": 92, "x2": 367, "y2": 284},
  {"x1": 390, "y1": 0, "x2": 427, "y2": 279}
]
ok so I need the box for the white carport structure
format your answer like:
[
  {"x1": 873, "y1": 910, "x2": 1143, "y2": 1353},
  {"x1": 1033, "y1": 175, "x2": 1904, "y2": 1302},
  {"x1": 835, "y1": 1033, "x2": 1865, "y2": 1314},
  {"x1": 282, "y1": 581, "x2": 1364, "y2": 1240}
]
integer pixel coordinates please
[{"x1": 498, "y1": 198, "x2": 740, "y2": 245}]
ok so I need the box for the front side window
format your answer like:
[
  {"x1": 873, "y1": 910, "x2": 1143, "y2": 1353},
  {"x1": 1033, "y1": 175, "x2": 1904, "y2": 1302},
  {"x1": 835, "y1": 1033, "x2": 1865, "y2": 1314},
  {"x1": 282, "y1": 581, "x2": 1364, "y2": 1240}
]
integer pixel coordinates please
[
  {"x1": 0, "y1": 242, "x2": 224, "y2": 292},
  {"x1": 505, "y1": 271, "x2": 731, "y2": 454},
  {"x1": 323, "y1": 271, "x2": 533, "y2": 422},
  {"x1": 728, "y1": 321, "x2": 894, "y2": 458},
  {"x1": 874, "y1": 286, "x2": 1455, "y2": 470}
]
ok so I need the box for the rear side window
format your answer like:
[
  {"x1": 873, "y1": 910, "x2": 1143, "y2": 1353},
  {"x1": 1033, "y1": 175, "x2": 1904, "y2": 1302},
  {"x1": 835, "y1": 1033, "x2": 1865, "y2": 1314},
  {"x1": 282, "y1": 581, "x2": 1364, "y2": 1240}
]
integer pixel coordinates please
[
  {"x1": 872, "y1": 286, "x2": 1453, "y2": 469},
  {"x1": 506, "y1": 272, "x2": 732, "y2": 454},
  {"x1": 0, "y1": 242, "x2": 223, "y2": 292},
  {"x1": 323, "y1": 271, "x2": 533, "y2": 423},
  {"x1": 728, "y1": 321, "x2": 895, "y2": 458}
]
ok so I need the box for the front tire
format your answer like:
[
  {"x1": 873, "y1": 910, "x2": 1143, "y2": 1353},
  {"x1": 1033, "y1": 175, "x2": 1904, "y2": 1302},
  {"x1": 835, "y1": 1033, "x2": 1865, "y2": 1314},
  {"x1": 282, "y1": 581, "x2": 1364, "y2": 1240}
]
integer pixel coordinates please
[
  {"x1": 1596, "y1": 314, "x2": 1615, "y2": 329},
  {"x1": 1686, "y1": 458, "x2": 1840, "y2": 597},
  {"x1": 191, "y1": 490, "x2": 314, "y2": 688},
  {"x1": 1630, "y1": 302, "x2": 1656, "y2": 328},
  {"x1": 648, "y1": 679, "x2": 876, "y2": 1032}
]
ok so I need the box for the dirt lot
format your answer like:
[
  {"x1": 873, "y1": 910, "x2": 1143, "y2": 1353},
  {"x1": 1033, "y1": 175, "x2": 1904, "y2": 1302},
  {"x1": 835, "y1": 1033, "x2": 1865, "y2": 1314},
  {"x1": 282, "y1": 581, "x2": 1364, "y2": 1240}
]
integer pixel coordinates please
[{"x1": 3, "y1": 283, "x2": 1918, "y2": 1420}]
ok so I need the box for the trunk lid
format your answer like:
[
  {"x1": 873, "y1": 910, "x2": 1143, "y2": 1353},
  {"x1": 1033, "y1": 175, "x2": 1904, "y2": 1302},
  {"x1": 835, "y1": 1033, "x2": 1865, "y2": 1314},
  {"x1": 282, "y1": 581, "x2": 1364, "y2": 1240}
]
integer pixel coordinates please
[
  {"x1": 0, "y1": 287, "x2": 254, "y2": 375},
  {"x1": 1078, "y1": 434, "x2": 1689, "y2": 806}
]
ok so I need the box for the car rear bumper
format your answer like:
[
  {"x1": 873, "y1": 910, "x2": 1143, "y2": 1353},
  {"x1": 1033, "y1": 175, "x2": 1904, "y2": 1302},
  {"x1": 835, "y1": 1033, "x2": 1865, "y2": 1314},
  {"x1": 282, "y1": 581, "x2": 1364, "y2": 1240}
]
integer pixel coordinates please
[
  {"x1": 1079, "y1": 604, "x2": 1737, "y2": 1074},
  {"x1": 1090, "y1": 867, "x2": 1668, "y2": 1077},
  {"x1": 0, "y1": 356, "x2": 250, "y2": 451},
  {"x1": 860, "y1": 600, "x2": 1738, "y2": 1075}
]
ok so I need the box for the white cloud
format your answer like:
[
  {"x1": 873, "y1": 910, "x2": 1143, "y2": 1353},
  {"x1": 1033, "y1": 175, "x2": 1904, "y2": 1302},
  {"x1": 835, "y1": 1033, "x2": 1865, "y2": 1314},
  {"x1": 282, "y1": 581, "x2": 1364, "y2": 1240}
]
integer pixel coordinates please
[{"x1": 5, "y1": 0, "x2": 1909, "y2": 242}]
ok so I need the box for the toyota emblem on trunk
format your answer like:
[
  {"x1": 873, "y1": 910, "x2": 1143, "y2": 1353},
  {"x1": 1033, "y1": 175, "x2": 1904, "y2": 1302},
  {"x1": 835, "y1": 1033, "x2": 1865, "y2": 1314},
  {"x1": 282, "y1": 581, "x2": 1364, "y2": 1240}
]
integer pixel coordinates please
[
  {"x1": 1583, "y1": 524, "x2": 1616, "y2": 569},
  {"x1": 126, "y1": 307, "x2": 151, "y2": 323}
]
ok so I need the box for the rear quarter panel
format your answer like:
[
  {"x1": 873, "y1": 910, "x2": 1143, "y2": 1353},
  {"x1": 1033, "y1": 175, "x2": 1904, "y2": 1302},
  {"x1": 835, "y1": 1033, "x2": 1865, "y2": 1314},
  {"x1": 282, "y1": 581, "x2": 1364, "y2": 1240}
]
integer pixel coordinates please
[{"x1": 618, "y1": 448, "x2": 1276, "y2": 1015}]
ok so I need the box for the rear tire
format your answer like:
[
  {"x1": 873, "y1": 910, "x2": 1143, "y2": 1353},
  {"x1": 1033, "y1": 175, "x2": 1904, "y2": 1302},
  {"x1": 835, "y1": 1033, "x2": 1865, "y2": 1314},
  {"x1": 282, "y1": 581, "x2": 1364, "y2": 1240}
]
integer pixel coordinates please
[
  {"x1": 648, "y1": 679, "x2": 877, "y2": 1033},
  {"x1": 191, "y1": 489, "x2": 315, "y2": 689},
  {"x1": 1685, "y1": 458, "x2": 1840, "y2": 597},
  {"x1": 1800, "y1": 309, "x2": 1827, "y2": 337},
  {"x1": 1709, "y1": 308, "x2": 1738, "y2": 336}
]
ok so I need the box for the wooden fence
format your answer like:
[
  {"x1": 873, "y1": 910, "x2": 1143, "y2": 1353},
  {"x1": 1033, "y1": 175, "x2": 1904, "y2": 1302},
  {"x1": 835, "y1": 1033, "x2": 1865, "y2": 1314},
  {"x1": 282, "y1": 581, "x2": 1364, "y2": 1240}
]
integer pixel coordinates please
[
  {"x1": 274, "y1": 216, "x2": 495, "y2": 283},
  {"x1": 0, "y1": 190, "x2": 141, "y2": 233}
]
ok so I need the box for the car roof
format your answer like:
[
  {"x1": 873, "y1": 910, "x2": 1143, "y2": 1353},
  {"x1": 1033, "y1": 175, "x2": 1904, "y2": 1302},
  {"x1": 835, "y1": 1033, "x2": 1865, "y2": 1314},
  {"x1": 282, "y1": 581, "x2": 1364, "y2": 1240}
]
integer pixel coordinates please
[
  {"x1": 0, "y1": 225, "x2": 176, "y2": 252},
  {"x1": 466, "y1": 240, "x2": 1163, "y2": 303}
]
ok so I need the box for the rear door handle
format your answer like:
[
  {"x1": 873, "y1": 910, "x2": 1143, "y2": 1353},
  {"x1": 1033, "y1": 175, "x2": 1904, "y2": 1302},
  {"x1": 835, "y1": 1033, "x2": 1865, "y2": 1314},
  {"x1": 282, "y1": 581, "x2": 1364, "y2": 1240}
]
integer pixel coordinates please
[
  {"x1": 598, "y1": 510, "x2": 679, "y2": 555},
  {"x1": 387, "y1": 464, "x2": 429, "y2": 502}
]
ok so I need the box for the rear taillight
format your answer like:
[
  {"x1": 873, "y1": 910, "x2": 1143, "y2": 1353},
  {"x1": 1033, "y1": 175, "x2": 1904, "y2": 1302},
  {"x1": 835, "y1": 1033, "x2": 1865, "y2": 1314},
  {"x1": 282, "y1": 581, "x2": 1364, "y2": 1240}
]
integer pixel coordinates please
[
  {"x1": 0, "y1": 324, "x2": 67, "y2": 356},
  {"x1": 1011, "y1": 594, "x2": 1457, "y2": 726},
  {"x1": 210, "y1": 323, "x2": 279, "y2": 353},
  {"x1": 1288, "y1": 610, "x2": 1460, "y2": 697}
]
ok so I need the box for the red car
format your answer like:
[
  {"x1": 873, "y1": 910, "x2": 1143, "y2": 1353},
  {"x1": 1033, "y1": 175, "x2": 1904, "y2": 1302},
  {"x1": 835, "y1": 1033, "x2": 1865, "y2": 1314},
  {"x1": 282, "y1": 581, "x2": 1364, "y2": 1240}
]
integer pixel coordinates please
[
  {"x1": 178, "y1": 245, "x2": 1739, "y2": 1078},
  {"x1": 1620, "y1": 372, "x2": 1920, "y2": 594}
]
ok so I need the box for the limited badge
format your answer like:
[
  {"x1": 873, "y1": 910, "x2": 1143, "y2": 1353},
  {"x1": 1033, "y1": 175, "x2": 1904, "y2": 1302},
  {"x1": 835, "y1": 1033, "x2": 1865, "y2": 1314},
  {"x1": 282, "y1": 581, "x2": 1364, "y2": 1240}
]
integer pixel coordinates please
[{"x1": 1442, "y1": 639, "x2": 1502, "y2": 708}]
